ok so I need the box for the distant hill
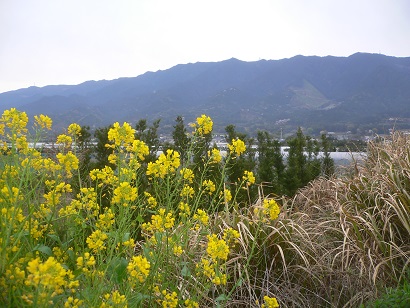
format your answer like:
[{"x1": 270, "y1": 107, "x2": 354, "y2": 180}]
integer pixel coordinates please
[{"x1": 1, "y1": 53, "x2": 410, "y2": 136}]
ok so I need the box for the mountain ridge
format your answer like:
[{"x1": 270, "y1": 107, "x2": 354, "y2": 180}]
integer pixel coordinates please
[{"x1": 1, "y1": 53, "x2": 410, "y2": 135}]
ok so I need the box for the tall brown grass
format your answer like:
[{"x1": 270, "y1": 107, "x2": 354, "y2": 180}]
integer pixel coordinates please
[{"x1": 224, "y1": 132, "x2": 410, "y2": 307}]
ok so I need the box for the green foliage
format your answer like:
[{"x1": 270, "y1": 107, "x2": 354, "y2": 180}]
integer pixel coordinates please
[
  {"x1": 92, "y1": 125, "x2": 114, "y2": 170},
  {"x1": 256, "y1": 130, "x2": 285, "y2": 196},
  {"x1": 321, "y1": 133, "x2": 335, "y2": 177},
  {"x1": 172, "y1": 115, "x2": 190, "y2": 164},
  {"x1": 364, "y1": 280, "x2": 410, "y2": 308},
  {"x1": 135, "y1": 118, "x2": 161, "y2": 163},
  {"x1": 224, "y1": 125, "x2": 257, "y2": 203}
]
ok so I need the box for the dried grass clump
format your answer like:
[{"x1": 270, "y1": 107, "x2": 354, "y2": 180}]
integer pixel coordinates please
[{"x1": 228, "y1": 132, "x2": 410, "y2": 307}]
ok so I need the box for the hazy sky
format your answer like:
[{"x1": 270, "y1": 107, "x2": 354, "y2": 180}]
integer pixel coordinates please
[{"x1": 1, "y1": 0, "x2": 409, "y2": 93}]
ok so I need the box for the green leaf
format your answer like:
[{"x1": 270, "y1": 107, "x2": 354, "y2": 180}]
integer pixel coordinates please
[
  {"x1": 136, "y1": 215, "x2": 144, "y2": 224},
  {"x1": 47, "y1": 234, "x2": 60, "y2": 243},
  {"x1": 33, "y1": 244, "x2": 52, "y2": 256},
  {"x1": 122, "y1": 232, "x2": 130, "y2": 242},
  {"x1": 181, "y1": 264, "x2": 191, "y2": 277},
  {"x1": 215, "y1": 294, "x2": 230, "y2": 307},
  {"x1": 108, "y1": 257, "x2": 128, "y2": 284}
]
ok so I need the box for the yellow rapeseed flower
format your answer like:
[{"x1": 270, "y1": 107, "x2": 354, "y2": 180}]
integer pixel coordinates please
[
  {"x1": 202, "y1": 179, "x2": 216, "y2": 195},
  {"x1": 127, "y1": 255, "x2": 150, "y2": 284},
  {"x1": 255, "y1": 199, "x2": 281, "y2": 221},
  {"x1": 112, "y1": 181, "x2": 138, "y2": 206},
  {"x1": 142, "y1": 208, "x2": 175, "y2": 233},
  {"x1": 208, "y1": 148, "x2": 222, "y2": 163},
  {"x1": 193, "y1": 209, "x2": 209, "y2": 229},
  {"x1": 243, "y1": 170, "x2": 256, "y2": 186},
  {"x1": 157, "y1": 290, "x2": 178, "y2": 308},
  {"x1": 228, "y1": 138, "x2": 246, "y2": 156},
  {"x1": 180, "y1": 185, "x2": 195, "y2": 198},
  {"x1": 206, "y1": 234, "x2": 230, "y2": 262},
  {"x1": 67, "y1": 123, "x2": 81, "y2": 136},
  {"x1": 25, "y1": 257, "x2": 70, "y2": 300},
  {"x1": 100, "y1": 290, "x2": 128, "y2": 308},
  {"x1": 1, "y1": 108, "x2": 28, "y2": 133},
  {"x1": 193, "y1": 114, "x2": 213, "y2": 135},
  {"x1": 128, "y1": 139, "x2": 149, "y2": 160},
  {"x1": 146, "y1": 149, "x2": 180, "y2": 178},
  {"x1": 261, "y1": 296, "x2": 280, "y2": 308},
  {"x1": 64, "y1": 296, "x2": 84, "y2": 308},
  {"x1": 86, "y1": 229, "x2": 108, "y2": 252},
  {"x1": 56, "y1": 151, "x2": 79, "y2": 177},
  {"x1": 34, "y1": 114, "x2": 53, "y2": 130},
  {"x1": 96, "y1": 208, "x2": 115, "y2": 231},
  {"x1": 144, "y1": 192, "x2": 158, "y2": 209},
  {"x1": 263, "y1": 199, "x2": 280, "y2": 221},
  {"x1": 222, "y1": 188, "x2": 232, "y2": 203},
  {"x1": 223, "y1": 228, "x2": 240, "y2": 247},
  {"x1": 56, "y1": 134, "x2": 73, "y2": 148},
  {"x1": 178, "y1": 202, "x2": 191, "y2": 218},
  {"x1": 195, "y1": 258, "x2": 227, "y2": 286},
  {"x1": 89, "y1": 166, "x2": 117, "y2": 186},
  {"x1": 180, "y1": 167, "x2": 194, "y2": 183},
  {"x1": 107, "y1": 122, "x2": 135, "y2": 147},
  {"x1": 184, "y1": 299, "x2": 199, "y2": 308}
]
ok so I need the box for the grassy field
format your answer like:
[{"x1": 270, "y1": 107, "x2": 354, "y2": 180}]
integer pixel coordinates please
[{"x1": 0, "y1": 108, "x2": 409, "y2": 307}]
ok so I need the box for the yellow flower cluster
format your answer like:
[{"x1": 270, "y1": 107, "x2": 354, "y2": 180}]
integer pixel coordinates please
[
  {"x1": 202, "y1": 179, "x2": 216, "y2": 195},
  {"x1": 100, "y1": 290, "x2": 128, "y2": 308},
  {"x1": 144, "y1": 192, "x2": 158, "y2": 209},
  {"x1": 142, "y1": 208, "x2": 175, "y2": 233},
  {"x1": 261, "y1": 295, "x2": 280, "y2": 308},
  {"x1": 59, "y1": 187, "x2": 99, "y2": 220},
  {"x1": 208, "y1": 148, "x2": 222, "y2": 164},
  {"x1": 146, "y1": 149, "x2": 180, "y2": 178},
  {"x1": 67, "y1": 123, "x2": 81, "y2": 136},
  {"x1": 76, "y1": 252, "x2": 96, "y2": 275},
  {"x1": 1, "y1": 108, "x2": 28, "y2": 134},
  {"x1": 107, "y1": 122, "x2": 135, "y2": 147},
  {"x1": 89, "y1": 166, "x2": 117, "y2": 187},
  {"x1": 95, "y1": 208, "x2": 115, "y2": 231},
  {"x1": 180, "y1": 167, "x2": 194, "y2": 183},
  {"x1": 206, "y1": 234, "x2": 230, "y2": 262},
  {"x1": 64, "y1": 296, "x2": 84, "y2": 308},
  {"x1": 243, "y1": 170, "x2": 256, "y2": 186},
  {"x1": 86, "y1": 229, "x2": 108, "y2": 252},
  {"x1": 184, "y1": 299, "x2": 199, "y2": 308},
  {"x1": 25, "y1": 257, "x2": 79, "y2": 305},
  {"x1": 193, "y1": 114, "x2": 213, "y2": 135},
  {"x1": 156, "y1": 289, "x2": 178, "y2": 308},
  {"x1": 127, "y1": 255, "x2": 150, "y2": 284},
  {"x1": 128, "y1": 139, "x2": 150, "y2": 168},
  {"x1": 180, "y1": 185, "x2": 195, "y2": 198},
  {"x1": 228, "y1": 138, "x2": 246, "y2": 156},
  {"x1": 255, "y1": 199, "x2": 281, "y2": 221},
  {"x1": 222, "y1": 188, "x2": 232, "y2": 203},
  {"x1": 56, "y1": 151, "x2": 79, "y2": 178},
  {"x1": 193, "y1": 209, "x2": 209, "y2": 230},
  {"x1": 112, "y1": 181, "x2": 138, "y2": 207},
  {"x1": 178, "y1": 202, "x2": 191, "y2": 218},
  {"x1": 42, "y1": 180, "x2": 72, "y2": 208},
  {"x1": 0, "y1": 186, "x2": 22, "y2": 205},
  {"x1": 223, "y1": 228, "x2": 240, "y2": 247},
  {"x1": 34, "y1": 114, "x2": 53, "y2": 130},
  {"x1": 195, "y1": 232, "x2": 233, "y2": 286},
  {"x1": 196, "y1": 258, "x2": 227, "y2": 286},
  {"x1": 56, "y1": 134, "x2": 73, "y2": 148}
]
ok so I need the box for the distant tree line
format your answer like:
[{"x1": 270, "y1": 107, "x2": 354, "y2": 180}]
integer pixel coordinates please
[{"x1": 75, "y1": 116, "x2": 335, "y2": 205}]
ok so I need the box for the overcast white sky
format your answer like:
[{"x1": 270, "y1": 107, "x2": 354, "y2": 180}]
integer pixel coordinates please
[{"x1": 1, "y1": 0, "x2": 409, "y2": 93}]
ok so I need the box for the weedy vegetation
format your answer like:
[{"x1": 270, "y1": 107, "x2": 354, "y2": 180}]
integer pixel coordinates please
[{"x1": 0, "y1": 108, "x2": 409, "y2": 307}]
